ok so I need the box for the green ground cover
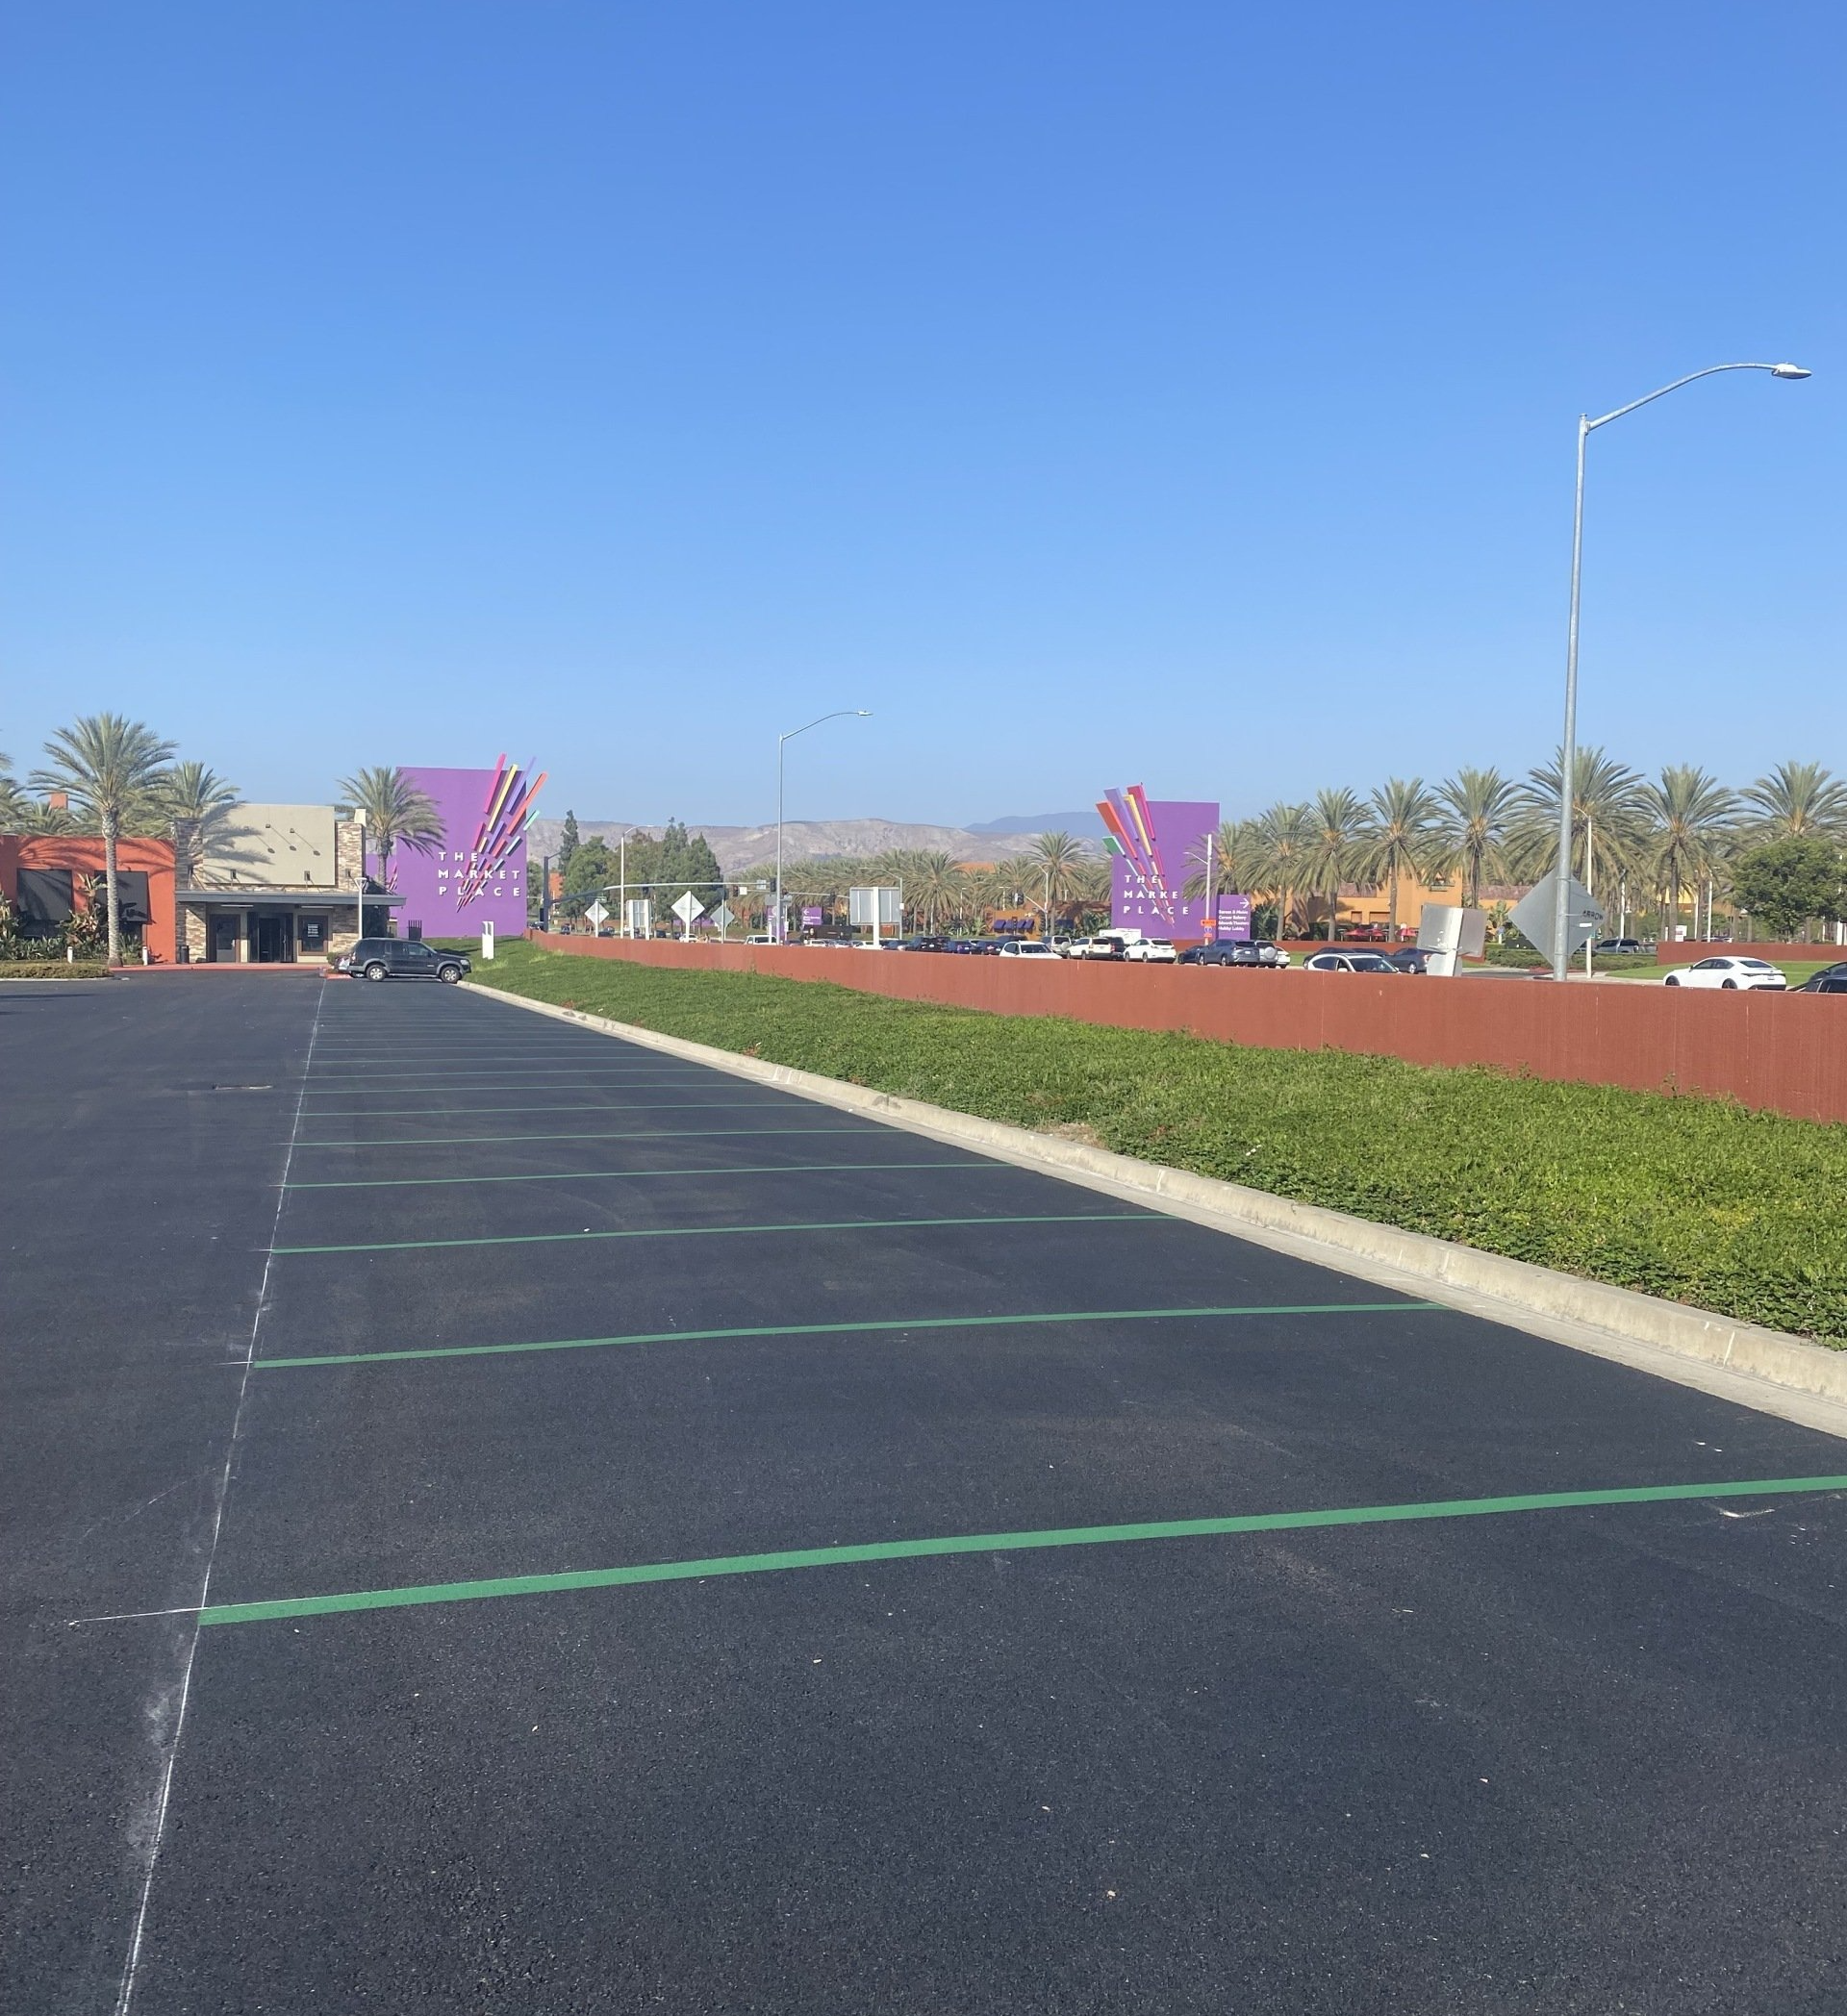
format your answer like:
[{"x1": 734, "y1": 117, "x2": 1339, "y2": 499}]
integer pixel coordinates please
[
  {"x1": 0, "y1": 960, "x2": 113, "y2": 979},
  {"x1": 463, "y1": 941, "x2": 1847, "y2": 1342}
]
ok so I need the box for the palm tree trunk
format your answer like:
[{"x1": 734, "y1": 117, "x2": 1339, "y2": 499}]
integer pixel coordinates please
[
  {"x1": 1327, "y1": 882, "x2": 1337, "y2": 941},
  {"x1": 104, "y1": 814, "x2": 121, "y2": 965},
  {"x1": 1388, "y1": 864, "x2": 1399, "y2": 937}
]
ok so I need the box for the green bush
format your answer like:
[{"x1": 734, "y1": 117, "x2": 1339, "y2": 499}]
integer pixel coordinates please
[
  {"x1": 466, "y1": 943, "x2": 1847, "y2": 1343},
  {"x1": 0, "y1": 959, "x2": 113, "y2": 979}
]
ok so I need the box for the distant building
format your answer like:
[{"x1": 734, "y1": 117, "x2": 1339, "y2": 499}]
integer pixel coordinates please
[
  {"x1": 177, "y1": 803, "x2": 399, "y2": 963},
  {"x1": 0, "y1": 834, "x2": 177, "y2": 957}
]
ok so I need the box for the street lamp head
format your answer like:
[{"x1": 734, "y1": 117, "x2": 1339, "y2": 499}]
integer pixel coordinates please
[{"x1": 1770, "y1": 363, "x2": 1812, "y2": 379}]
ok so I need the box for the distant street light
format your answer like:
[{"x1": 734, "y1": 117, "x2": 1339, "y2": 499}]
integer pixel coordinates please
[
  {"x1": 1551, "y1": 362, "x2": 1810, "y2": 981},
  {"x1": 775, "y1": 711, "x2": 872, "y2": 943}
]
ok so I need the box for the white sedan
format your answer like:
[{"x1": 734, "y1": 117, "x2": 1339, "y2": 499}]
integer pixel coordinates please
[
  {"x1": 1123, "y1": 938, "x2": 1178, "y2": 963},
  {"x1": 1662, "y1": 955, "x2": 1788, "y2": 991},
  {"x1": 997, "y1": 940, "x2": 1062, "y2": 959}
]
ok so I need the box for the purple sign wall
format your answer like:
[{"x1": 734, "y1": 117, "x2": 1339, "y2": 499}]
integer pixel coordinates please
[
  {"x1": 1103, "y1": 794, "x2": 1221, "y2": 940},
  {"x1": 371, "y1": 763, "x2": 540, "y2": 940}
]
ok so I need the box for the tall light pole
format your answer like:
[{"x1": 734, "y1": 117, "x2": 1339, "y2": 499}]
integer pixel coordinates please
[
  {"x1": 1552, "y1": 361, "x2": 1810, "y2": 981},
  {"x1": 775, "y1": 710, "x2": 872, "y2": 943}
]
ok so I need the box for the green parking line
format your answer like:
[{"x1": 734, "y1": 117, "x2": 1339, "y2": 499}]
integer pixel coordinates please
[
  {"x1": 285, "y1": 1158, "x2": 1009, "y2": 1191},
  {"x1": 298, "y1": 1104, "x2": 790, "y2": 1121},
  {"x1": 196, "y1": 1474, "x2": 1847, "y2": 1626},
  {"x1": 304, "y1": 1069, "x2": 706, "y2": 1083},
  {"x1": 300, "y1": 1102, "x2": 792, "y2": 1118},
  {"x1": 293, "y1": 1124, "x2": 889, "y2": 1148},
  {"x1": 255, "y1": 1298, "x2": 1445, "y2": 1368},
  {"x1": 271, "y1": 1210, "x2": 1161, "y2": 1256}
]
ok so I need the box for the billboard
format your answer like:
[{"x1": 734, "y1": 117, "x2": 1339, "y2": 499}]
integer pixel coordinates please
[
  {"x1": 1097, "y1": 786, "x2": 1220, "y2": 939},
  {"x1": 372, "y1": 758, "x2": 544, "y2": 940}
]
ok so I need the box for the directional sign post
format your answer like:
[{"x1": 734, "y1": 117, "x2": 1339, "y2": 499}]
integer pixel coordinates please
[
  {"x1": 583, "y1": 898, "x2": 608, "y2": 930},
  {"x1": 1510, "y1": 874, "x2": 1603, "y2": 967},
  {"x1": 671, "y1": 890, "x2": 703, "y2": 939},
  {"x1": 712, "y1": 903, "x2": 735, "y2": 935}
]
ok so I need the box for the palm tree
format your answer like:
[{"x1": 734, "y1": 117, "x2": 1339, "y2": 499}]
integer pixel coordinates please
[
  {"x1": 1304, "y1": 786, "x2": 1367, "y2": 940},
  {"x1": 1429, "y1": 768, "x2": 1517, "y2": 908},
  {"x1": 1025, "y1": 830, "x2": 1090, "y2": 936},
  {"x1": 1249, "y1": 802, "x2": 1314, "y2": 938},
  {"x1": 1741, "y1": 760, "x2": 1847, "y2": 842},
  {"x1": 157, "y1": 761, "x2": 243, "y2": 886},
  {"x1": 1353, "y1": 778, "x2": 1437, "y2": 938},
  {"x1": 337, "y1": 766, "x2": 444, "y2": 936},
  {"x1": 0, "y1": 752, "x2": 30, "y2": 832},
  {"x1": 1512, "y1": 746, "x2": 1648, "y2": 897},
  {"x1": 1642, "y1": 766, "x2": 1736, "y2": 940},
  {"x1": 909, "y1": 852, "x2": 965, "y2": 932},
  {"x1": 31, "y1": 715, "x2": 176, "y2": 962}
]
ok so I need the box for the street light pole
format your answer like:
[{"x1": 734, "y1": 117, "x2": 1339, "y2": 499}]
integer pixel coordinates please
[
  {"x1": 775, "y1": 710, "x2": 872, "y2": 944},
  {"x1": 1551, "y1": 360, "x2": 1809, "y2": 981}
]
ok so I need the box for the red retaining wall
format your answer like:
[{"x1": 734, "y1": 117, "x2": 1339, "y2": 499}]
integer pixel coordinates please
[
  {"x1": 1655, "y1": 941, "x2": 1844, "y2": 966},
  {"x1": 527, "y1": 933, "x2": 1847, "y2": 1125}
]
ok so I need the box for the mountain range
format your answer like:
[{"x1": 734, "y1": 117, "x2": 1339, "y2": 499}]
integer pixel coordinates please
[{"x1": 523, "y1": 814, "x2": 1103, "y2": 873}]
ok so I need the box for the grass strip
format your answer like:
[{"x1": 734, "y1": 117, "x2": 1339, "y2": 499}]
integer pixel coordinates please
[
  {"x1": 271, "y1": 1209, "x2": 1161, "y2": 1255},
  {"x1": 461, "y1": 945, "x2": 1847, "y2": 1341},
  {"x1": 197, "y1": 1474, "x2": 1847, "y2": 1625},
  {"x1": 253, "y1": 1298, "x2": 1443, "y2": 1368}
]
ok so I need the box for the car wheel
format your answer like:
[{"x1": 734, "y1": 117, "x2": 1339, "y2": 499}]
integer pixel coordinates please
[
  {"x1": 1665, "y1": 976, "x2": 1680, "y2": 987},
  {"x1": 364, "y1": 962, "x2": 389, "y2": 982},
  {"x1": 1721, "y1": 977, "x2": 1737, "y2": 989},
  {"x1": 438, "y1": 964, "x2": 462, "y2": 984}
]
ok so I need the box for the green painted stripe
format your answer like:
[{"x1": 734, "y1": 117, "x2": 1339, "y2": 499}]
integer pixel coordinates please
[
  {"x1": 254, "y1": 1298, "x2": 1444, "y2": 1369},
  {"x1": 304, "y1": 1069, "x2": 703, "y2": 1083},
  {"x1": 271, "y1": 1210, "x2": 1161, "y2": 1256},
  {"x1": 285, "y1": 1158, "x2": 1008, "y2": 1191},
  {"x1": 197, "y1": 1474, "x2": 1847, "y2": 1626},
  {"x1": 292, "y1": 1124, "x2": 889, "y2": 1148},
  {"x1": 300, "y1": 1098, "x2": 790, "y2": 1115},
  {"x1": 299, "y1": 1102, "x2": 791, "y2": 1118}
]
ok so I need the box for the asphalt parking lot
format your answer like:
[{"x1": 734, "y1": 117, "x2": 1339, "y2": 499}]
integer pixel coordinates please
[{"x1": 9, "y1": 971, "x2": 1847, "y2": 2014}]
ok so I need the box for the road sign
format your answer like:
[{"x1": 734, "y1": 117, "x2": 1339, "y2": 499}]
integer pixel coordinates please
[
  {"x1": 712, "y1": 904, "x2": 735, "y2": 931},
  {"x1": 623, "y1": 898, "x2": 651, "y2": 937},
  {"x1": 583, "y1": 899, "x2": 608, "y2": 928},
  {"x1": 671, "y1": 890, "x2": 703, "y2": 930},
  {"x1": 1510, "y1": 874, "x2": 1604, "y2": 959},
  {"x1": 848, "y1": 886, "x2": 902, "y2": 927}
]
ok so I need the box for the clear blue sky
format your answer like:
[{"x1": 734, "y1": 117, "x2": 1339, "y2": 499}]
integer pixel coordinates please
[{"x1": 2, "y1": 1, "x2": 1839, "y2": 828}]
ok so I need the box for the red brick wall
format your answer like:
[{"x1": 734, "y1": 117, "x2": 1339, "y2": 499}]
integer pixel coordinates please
[
  {"x1": 1655, "y1": 941, "x2": 1843, "y2": 965},
  {"x1": 529, "y1": 934, "x2": 1847, "y2": 1124}
]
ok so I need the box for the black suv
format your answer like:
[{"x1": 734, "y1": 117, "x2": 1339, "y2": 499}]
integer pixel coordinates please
[{"x1": 337, "y1": 938, "x2": 470, "y2": 985}]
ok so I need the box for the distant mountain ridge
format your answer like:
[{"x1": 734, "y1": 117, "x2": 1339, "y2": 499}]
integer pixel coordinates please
[
  {"x1": 965, "y1": 809, "x2": 1107, "y2": 838},
  {"x1": 525, "y1": 814, "x2": 1097, "y2": 873}
]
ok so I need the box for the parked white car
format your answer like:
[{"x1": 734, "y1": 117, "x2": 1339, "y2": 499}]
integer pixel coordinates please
[
  {"x1": 1662, "y1": 955, "x2": 1788, "y2": 991},
  {"x1": 998, "y1": 940, "x2": 1061, "y2": 959},
  {"x1": 1303, "y1": 950, "x2": 1398, "y2": 974},
  {"x1": 1123, "y1": 938, "x2": 1178, "y2": 963}
]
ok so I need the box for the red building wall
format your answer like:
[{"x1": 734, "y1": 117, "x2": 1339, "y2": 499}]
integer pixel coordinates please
[
  {"x1": 0, "y1": 836, "x2": 178, "y2": 961},
  {"x1": 529, "y1": 932, "x2": 1847, "y2": 1126}
]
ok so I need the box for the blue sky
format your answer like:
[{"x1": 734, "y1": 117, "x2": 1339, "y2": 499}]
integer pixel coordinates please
[{"x1": 2, "y1": 1, "x2": 1839, "y2": 828}]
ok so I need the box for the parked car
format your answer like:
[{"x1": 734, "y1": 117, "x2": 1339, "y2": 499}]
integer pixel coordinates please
[
  {"x1": 1593, "y1": 937, "x2": 1648, "y2": 955},
  {"x1": 1303, "y1": 950, "x2": 1398, "y2": 974},
  {"x1": 1249, "y1": 939, "x2": 1291, "y2": 969},
  {"x1": 335, "y1": 938, "x2": 470, "y2": 984},
  {"x1": 1066, "y1": 929, "x2": 1143, "y2": 960},
  {"x1": 1180, "y1": 940, "x2": 1265, "y2": 967},
  {"x1": 892, "y1": 934, "x2": 948, "y2": 952},
  {"x1": 1793, "y1": 963, "x2": 1847, "y2": 994},
  {"x1": 1380, "y1": 946, "x2": 1430, "y2": 973},
  {"x1": 998, "y1": 940, "x2": 1062, "y2": 959},
  {"x1": 1123, "y1": 938, "x2": 1178, "y2": 963},
  {"x1": 1662, "y1": 955, "x2": 1788, "y2": 991}
]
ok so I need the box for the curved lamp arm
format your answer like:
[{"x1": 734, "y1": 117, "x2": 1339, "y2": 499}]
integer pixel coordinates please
[{"x1": 1588, "y1": 361, "x2": 1810, "y2": 432}]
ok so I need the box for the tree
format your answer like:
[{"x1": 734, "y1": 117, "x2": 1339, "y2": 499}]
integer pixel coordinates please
[
  {"x1": 1353, "y1": 777, "x2": 1437, "y2": 937},
  {"x1": 157, "y1": 761, "x2": 243, "y2": 887},
  {"x1": 0, "y1": 752, "x2": 31, "y2": 832},
  {"x1": 909, "y1": 853, "x2": 966, "y2": 932},
  {"x1": 1249, "y1": 803, "x2": 1314, "y2": 938},
  {"x1": 1025, "y1": 831, "x2": 1091, "y2": 935},
  {"x1": 560, "y1": 837, "x2": 618, "y2": 920},
  {"x1": 1430, "y1": 768, "x2": 1516, "y2": 908},
  {"x1": 31, "y1": 714, "x2": 176, "y2": 962},
  {"x1": 337, "y1": 766, "x2": 444, "y2": 937},
  {"x1": 556, "y1": 810, "x2": 581, "y2": 879},
  {"x1": 1513, "y1": 746, "x2": 1647, "y2": 895},
  {"x1": 1304, "y1": 787, "x2": 1367, "y2": 940},
  {"x1": 1729, "y1": 838, "x2": 1845, "y2": 941},
  {"x1": 1741, "y1": 761, "x2": 1847, "y2": 843},
  {"x1": 1642, "y1": 765, "x2": 1735, "y2": 940}
]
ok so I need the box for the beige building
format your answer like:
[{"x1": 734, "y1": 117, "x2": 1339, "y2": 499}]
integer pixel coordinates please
[{"x1": 177, "y1": 804, "x2": 401, "y2": 963}]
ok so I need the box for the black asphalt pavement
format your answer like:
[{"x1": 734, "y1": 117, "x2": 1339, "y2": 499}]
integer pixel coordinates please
[{"x1": 10, "y1": 973, "x2": 1847, "y2": 2014}]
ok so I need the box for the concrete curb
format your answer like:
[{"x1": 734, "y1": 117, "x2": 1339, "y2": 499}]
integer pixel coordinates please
[{"x1": 464, "y1": 982, "x2": 1847, "y2": 1437}]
